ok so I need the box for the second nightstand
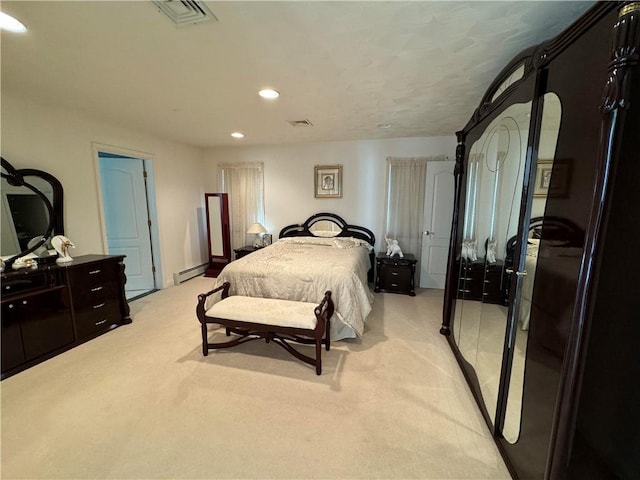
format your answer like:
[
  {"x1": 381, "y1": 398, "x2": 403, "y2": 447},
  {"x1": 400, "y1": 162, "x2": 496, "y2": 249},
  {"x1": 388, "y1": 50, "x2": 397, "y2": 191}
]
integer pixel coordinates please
[
  {"x1": 234, "y1": 245, "x2": 262, "y2": 260},
  {"x1": 374, "y1": 253, "x2": 417, "y2": 296}
]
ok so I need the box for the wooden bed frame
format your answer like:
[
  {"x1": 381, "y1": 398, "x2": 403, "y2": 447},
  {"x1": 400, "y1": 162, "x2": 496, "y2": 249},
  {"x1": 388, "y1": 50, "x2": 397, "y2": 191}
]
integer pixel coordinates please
[{"x1": 278, "y1": 212, "x2": 376, "y2": 281}]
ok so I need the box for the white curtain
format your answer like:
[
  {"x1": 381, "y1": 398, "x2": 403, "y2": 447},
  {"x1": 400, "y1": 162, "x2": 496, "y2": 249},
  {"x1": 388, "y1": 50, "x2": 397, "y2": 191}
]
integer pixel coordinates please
[
  {"x1": 219, "y1": 162, "x2": 265, "y2": 250},
  {"x1": 384, "y1": 156, "x2": 445, "y2": 272},
  {"x1": 384, "y1": 157, "x2": 428, "y2": 268}
]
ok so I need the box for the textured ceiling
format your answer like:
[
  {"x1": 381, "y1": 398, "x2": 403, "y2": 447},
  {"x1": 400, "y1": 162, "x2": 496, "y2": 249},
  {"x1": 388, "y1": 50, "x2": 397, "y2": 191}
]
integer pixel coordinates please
[{"x1": 1, "y1": 1, "x2": 595, "y2": 148}]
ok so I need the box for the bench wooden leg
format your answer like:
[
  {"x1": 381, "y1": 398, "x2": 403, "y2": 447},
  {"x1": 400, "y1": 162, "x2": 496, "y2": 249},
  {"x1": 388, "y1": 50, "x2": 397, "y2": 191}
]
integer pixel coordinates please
[
  {"x1": 315, "y1": 339, "x2": 322, "y2": 375},
  {"x1": 325, "y1": 320, "x2": 331, "y2": 351},
  {"x1": 201, "y1": 322, "x2": 209, "y2": 356}
]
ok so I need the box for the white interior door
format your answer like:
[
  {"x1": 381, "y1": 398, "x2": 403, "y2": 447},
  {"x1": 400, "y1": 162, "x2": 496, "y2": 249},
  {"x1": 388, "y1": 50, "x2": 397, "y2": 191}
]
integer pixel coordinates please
[
  {"x1": 99, "y1": 155, "x2": 155, "y2": 298},
  {"x1": 420, "y1": 160, "x2": 455, "y2": 289}
]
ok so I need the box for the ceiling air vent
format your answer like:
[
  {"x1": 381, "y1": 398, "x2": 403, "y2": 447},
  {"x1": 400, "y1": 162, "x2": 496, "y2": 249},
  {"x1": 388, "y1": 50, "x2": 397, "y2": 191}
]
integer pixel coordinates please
[
  {"x1": 152, "y1": 1, "x2": 218, "y2": 27},
  {"x1": 288, "y1": 119, "x2": 314, "y2": 127}
]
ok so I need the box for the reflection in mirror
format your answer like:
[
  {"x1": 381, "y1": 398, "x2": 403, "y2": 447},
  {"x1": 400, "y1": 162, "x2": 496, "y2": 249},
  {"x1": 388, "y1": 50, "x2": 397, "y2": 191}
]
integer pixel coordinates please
[
  {"x1": 455, "y1": 100, "x2": 531, "y2": 426},
  {"x1": 1, "y1": 182, "x2": 50, "y2": 252},
  {"x1": 1, "y1": 159, "x2": 63, "y2": 262},
  {"x1": 309, "y1": 219, "x2": 342, "y2": 237},
  {"x1": 207, "y1": 195, "x2": 224, "y2": 256},
  {"x1": 490, "y1": 64, "x2": 525, "y2": 103},
  {"x1": 502, "y1": 92, "x2": 562, "y2": 443}
]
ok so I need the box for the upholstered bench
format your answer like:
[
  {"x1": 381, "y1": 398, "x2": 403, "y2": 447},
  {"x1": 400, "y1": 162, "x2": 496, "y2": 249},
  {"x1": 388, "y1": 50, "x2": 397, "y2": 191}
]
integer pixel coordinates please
[{"x1": 196, "y1": 282, "x2": 334, "y2": 375}]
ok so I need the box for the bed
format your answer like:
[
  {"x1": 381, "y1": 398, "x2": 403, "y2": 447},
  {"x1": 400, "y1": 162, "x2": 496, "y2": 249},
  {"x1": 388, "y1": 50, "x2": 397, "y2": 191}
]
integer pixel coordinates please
[{"x1": 205, "y1": 213, "x2": 376, "y2": 341}]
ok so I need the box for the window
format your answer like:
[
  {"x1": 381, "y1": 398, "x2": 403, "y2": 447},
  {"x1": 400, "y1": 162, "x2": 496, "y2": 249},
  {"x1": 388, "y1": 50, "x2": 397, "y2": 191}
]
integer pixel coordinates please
[{"x1": 219, "y1": 162, "x2": 265, "y2": 249}]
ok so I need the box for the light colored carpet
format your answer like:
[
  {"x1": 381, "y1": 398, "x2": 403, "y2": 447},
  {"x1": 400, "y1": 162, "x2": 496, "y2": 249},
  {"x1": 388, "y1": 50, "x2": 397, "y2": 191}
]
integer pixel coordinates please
[{"x1": 1, "y1": 277, "x2": 510, "y2": 479}]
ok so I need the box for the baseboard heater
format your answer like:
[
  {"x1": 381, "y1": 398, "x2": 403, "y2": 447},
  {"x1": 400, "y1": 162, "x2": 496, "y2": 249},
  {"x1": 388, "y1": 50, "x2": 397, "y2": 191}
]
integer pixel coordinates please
[{"x1": 173, "y1": 263, "x2": 208, "y2": 285}]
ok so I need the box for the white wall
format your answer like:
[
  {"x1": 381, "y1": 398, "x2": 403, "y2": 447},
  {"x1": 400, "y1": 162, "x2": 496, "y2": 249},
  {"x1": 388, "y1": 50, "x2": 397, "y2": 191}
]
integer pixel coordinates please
[
  {"x1": 1, "y1": 93, "x2": 210, "y2": 288},
  {"x1": 204, "y1": 136, "x2": 457, "y2": 251}
]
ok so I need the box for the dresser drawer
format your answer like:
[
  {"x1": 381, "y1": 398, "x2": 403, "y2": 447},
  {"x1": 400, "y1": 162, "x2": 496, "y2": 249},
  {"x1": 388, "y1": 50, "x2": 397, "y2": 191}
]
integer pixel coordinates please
[
  {"x1": 74, "y1": 301, "x2": 122, "y2": 340},
  {"x1": 379, "y1": 267, "x2": 412, "y2": 291},
  {"x1": 71, "y1": 280, "x2": 121, "y2": 309},
  {"x1": 68, "y1": 262, "x2": 119, "y2": 290},
  {"x1": 2, "y1": 271, "x2": 49, "y2": 296}
]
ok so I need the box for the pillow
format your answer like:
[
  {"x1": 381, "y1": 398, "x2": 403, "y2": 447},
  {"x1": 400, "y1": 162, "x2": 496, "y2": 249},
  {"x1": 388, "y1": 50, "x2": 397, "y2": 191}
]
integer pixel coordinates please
[
  {"x1": 333, "y1": 238, "x2": 357, "y2": 249},
  {"x1": 311, "y1": 230, "x2": 340, "y2": 238}
]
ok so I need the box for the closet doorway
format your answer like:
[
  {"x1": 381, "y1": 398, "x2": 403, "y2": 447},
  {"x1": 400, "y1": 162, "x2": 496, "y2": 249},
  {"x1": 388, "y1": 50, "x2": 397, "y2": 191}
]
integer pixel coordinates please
[{"x1": 95, "y1": 147, "x2": 160, "y2": 300}]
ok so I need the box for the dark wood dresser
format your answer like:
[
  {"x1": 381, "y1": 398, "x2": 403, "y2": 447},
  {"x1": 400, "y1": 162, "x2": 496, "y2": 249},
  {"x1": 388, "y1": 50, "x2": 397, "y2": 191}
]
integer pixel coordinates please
[
  {"x1": 456, "y1": 260, "x2": 507, "y2": 305},
  {"x1": 374, "y1": 253, "x2": 417, "y2": 296},
  {"x1": 1, "y1": 255, "x2": 130, "y2": 379}
]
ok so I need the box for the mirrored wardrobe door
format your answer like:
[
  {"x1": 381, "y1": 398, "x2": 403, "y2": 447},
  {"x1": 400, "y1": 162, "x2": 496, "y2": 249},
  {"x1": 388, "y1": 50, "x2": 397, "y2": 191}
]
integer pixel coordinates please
[
  {"x1": 454, "y1": 99, "x2": 532, "y2": 427},
  {"x1": 501, "y1": 92, "x2": 562, "y2": 443},
  {"x1": 474, "y1": 101, "x2": 531, "y2": 425},
  {"x1": 455, "y1": 142, "x2": 484, "y2": 372}
]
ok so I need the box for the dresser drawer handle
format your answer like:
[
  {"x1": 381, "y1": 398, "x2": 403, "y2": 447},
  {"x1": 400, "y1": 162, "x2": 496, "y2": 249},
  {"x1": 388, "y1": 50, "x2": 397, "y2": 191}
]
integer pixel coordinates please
[
  {"x1": 91, "y1": 286, "x2": 104, "y2": 292},
  {"x1": 89, "y1": 269, "x2": 102, "y2": 275},
  {"x1": 391, "y1": 272, "x2": 399, "y2": 276},
  {"x1": 95, "y1": 319, "x2": 107, "y2": 326},
  {"x1": 391, "y1": 283, "x2": 399, "y2": 287},
  {"x1": 93, "y1": 303, "x2": 106, "y2": 309}
]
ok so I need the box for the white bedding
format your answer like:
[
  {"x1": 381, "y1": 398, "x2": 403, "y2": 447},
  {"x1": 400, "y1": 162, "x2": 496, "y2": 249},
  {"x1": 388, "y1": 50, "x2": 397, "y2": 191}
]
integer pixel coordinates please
[{"x1": 205, "y1": 236, "x2": 374, "y2": 340}]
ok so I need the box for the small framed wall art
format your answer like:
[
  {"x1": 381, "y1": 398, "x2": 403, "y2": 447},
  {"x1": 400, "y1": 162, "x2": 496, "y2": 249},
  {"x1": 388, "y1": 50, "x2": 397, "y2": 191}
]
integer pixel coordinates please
[
  {"x1": 534, "y1": 159, "x2": 571, "y2": 198},
  {"x1": 314, "y1": 165, "x2": 342, "y2": 198}
]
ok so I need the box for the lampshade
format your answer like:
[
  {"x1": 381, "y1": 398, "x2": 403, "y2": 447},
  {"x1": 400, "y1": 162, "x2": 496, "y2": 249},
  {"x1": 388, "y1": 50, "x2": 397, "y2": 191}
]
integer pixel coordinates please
[{"x1": 246, "y1": 223, "x2": 267, "y2": 235}]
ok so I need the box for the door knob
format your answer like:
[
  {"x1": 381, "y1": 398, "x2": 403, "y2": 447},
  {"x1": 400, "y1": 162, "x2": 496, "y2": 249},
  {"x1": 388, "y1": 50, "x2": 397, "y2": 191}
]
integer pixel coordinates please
[
  {"x1": 423, "y1": 231, "x2": 433, "y2": 236},
  {"x1": 506, "y1": 268, "x2": 528, "y2": 277}
]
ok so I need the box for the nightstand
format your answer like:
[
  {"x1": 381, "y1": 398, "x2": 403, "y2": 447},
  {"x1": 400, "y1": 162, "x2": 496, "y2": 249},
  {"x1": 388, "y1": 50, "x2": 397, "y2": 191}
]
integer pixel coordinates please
[
  {"x1": 234, "y1": 245, "x2": 262, "y2": 260},
  {"x1": 374, "y1": 253, "x2": 417, "y2": 296}
]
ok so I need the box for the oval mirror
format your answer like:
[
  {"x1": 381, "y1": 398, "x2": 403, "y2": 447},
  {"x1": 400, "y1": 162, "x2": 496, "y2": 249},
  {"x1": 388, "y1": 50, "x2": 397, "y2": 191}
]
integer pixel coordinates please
[{"x1": 1, "y1": 157, "x2": 64, "y2": 265}]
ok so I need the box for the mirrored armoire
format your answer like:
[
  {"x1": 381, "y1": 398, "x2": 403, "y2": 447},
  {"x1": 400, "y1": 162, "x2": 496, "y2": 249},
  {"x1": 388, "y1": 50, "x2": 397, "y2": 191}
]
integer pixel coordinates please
[{"x1": 440, "y1": 2, "x2": 640, "y2": 479}]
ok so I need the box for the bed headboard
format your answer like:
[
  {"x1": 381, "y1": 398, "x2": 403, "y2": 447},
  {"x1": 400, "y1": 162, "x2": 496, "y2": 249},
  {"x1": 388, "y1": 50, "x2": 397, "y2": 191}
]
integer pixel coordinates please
[
  {"x1": 279, "y1": 212, "x2": 375, "y2": 247},
  {"x1": 505, "y1": 216, "x2": 584, "y2": 264}
]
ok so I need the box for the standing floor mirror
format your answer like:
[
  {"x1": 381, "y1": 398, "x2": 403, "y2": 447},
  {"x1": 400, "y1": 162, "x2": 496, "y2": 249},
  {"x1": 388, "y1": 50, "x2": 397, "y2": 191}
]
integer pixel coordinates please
[{"x1": 204, "y1": 193, "x2": 231, "y2": 277}]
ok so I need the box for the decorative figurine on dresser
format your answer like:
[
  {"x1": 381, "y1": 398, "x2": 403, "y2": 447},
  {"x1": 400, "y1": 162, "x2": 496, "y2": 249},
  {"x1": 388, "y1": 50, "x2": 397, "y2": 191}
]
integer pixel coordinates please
[
  {"x1": 1, "y1": 157, "x2": 131, "y2": 379},
  {"x1": 374, "y1": 251, "x2": 417, "y2": 296}
]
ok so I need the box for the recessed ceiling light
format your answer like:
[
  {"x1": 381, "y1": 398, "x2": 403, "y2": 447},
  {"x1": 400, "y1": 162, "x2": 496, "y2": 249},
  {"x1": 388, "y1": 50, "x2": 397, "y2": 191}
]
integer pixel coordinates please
[
  {"x1": 259, "y1": 89, "x2": 280, "y2": 99},
  {"x1": 231, "y1": 132, "x2": 245, "y2": 139},
  {"x1": 0, "y1": 12, "x2": 27, "y2": 33},
  {"x1": 377, "y1": 123, "x2": 392, "y2": 129}
]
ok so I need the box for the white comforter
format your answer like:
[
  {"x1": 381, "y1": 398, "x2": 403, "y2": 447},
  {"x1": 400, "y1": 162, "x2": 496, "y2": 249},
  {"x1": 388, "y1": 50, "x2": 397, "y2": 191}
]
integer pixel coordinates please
[{"x1": 205, "y1": 236, "x2": 374, "y2": 340}]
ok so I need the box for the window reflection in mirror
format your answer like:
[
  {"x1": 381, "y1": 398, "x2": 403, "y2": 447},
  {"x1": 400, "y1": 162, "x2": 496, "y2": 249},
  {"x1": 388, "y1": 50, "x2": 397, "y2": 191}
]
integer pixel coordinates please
[{"x1": 502, "y1": 92, "x2": 562, "y2": 444}]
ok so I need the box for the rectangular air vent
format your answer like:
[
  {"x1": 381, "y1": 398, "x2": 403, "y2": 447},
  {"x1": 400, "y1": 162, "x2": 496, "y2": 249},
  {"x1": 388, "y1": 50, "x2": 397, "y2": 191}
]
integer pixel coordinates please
[
  {"x1": 288, "y1": 119, "x2": 314, "y2": 127},
  {"x1": 153, "y1": 1, "x2": 218, "y2": 27}
]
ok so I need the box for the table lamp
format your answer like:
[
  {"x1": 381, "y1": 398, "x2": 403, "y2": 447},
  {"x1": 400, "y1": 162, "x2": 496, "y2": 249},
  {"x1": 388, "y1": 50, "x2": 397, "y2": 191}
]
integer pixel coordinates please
[{"x1": 247, "y1": 223, "x2": 268, "y2": 247}]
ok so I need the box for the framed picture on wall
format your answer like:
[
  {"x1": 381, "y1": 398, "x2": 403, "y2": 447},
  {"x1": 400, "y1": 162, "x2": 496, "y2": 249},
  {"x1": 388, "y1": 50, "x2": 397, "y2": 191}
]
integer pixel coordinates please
[
  {"x1": 534, "y1": 159, "x2": 571, "y2": 198},
  {"x1": 314, "y1": 165, "x2": 342, "y2": 198}
]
